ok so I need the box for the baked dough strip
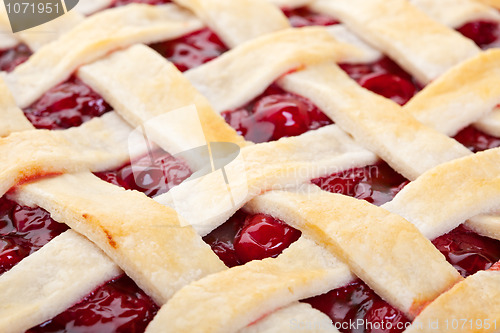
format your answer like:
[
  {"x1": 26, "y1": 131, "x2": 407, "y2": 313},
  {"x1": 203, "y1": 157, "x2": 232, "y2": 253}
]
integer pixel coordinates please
[
  {"x1": 476, "y1": 0, "x2": 500, "y2": 9},
  {"x1": 405, "y1": 267, "x2": 500, "y2": 333},
  {"x1": 0, "y1": 231, "x2": 121, "y2": 333},
  {"x1": 12, "y1": 172, "x2": 227, "y2": 305},
  {"x1": 2, "y1": 3, "x2": 204, "y2": 108},
  {"x1": 146, "y1": 187, "x2": 461, "y2": 331},
  {"x1": 403, "y1": 49, "x2": 500, "y2": 137},
  {"x1": 0, "y1": 77, "x2": 33, "y2": 137},
  {"x1": 184, "y1": 26, "x2": 367, "y2": 112},
  {"x1": 0, "y1": 112, "x2": 132, "y2": 198},
  {"x1": 383, "y1": 147, "x2": 500, "y2": 240},
  {"x1": 310, "y1": 0, "x2": 480, "y2": 84},
  {"x1": 172, "y1": 0, "x2": 290, "y2": 48},
  {"x1": 146, "y1": 237, "x2": 352, "y2": 333},
  {"x1": 278, "y1": 62, "x2": 472, "y2": 181}
]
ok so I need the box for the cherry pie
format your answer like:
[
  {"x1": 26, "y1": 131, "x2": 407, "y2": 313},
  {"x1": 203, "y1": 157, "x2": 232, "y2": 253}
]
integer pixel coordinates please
[{"x1": 0, "y1": 0, "x2": 499, "y2": 332}]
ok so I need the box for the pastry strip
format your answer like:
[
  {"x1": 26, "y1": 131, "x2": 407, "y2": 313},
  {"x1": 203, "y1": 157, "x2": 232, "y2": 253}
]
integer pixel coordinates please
[
  {"x1": 475, "y1": 0, "x2": 500, "y2": 9},
  {"x1": 146, "y1": 237, "x2": 353, "y2": 333},
  {"x1": 0, "y1": 77, "x2": 33, "y2": 137},
  {"x1": 0, "y1": 112, "x2": 131, "y2": 198},
  {"x1": 12, "y1": 172, "x2": 227, "y2": 305},
  {"x1": 404, "y1": 49, "x2": 500, "y2": 136},
  {"x1": 382, "y1": 147, "x2": 500, "y2": 240},
  {"x1": 278, "y1": 62, "x2": 471, "y2": 180},
  {"x1": 0, "y1": 230, "x2": 121, "y2": 333},
  {"x1": 3, "y1": 4, "x2": 203, "y2": 108},
  {"x1": 78, "y1": 44, "x2": 248, "y2": 157},
  {"x1": 184, "y1": 27, "x2": 368, "y2": 112},
  {"x1": 157, "y1": 125, "x2": 377, "y2": 236},
  {"x1": 405, "y1": 269, "x2": 500, "y2": 333},
  {"x1": 172, "y1": 0, "x2": 290, "y2": 48},
  {"x1": 410, "y1": 0, "x2": 500, "y2": 27},
  {"x1": 310, "y1": 0, "x2": 480, "y2": 84},
  {"x1": 244, "y1": 185, "x2": 461, "y2": 318}
]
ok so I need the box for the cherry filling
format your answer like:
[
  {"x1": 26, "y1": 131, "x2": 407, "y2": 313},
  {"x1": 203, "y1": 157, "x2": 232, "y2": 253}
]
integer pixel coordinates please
[
  {"x1": 96, "y1": 149, "x2": 192, "y2": 197},
  {"x1": 282, "y1": 7, "x2": 339, "y2": 27},
  {"x1": 305, "y1": 280, "x2": 411, "y2": 333},
  {"x1": 340, "y1": 57, "x2": 420, "y2": 106},
  {"x1": 312, "y1": 161, "x2": 409, "y2": 207},
  {"x1": 0, "y1": 43, "x2": 32, "y2": 72},
  {"x1": 456, "y1": 20, "x2": 500, "y2": 49},
  {"x1": 453, "y1": 125, "x2": 500, "y2": 153},
  {"x1": 28, "y1": 275, "x2": 159, "y2": 333},
  {"x1": 23, "y1": 75, "x2": 113, "y2": 130},
  {"x1": 222, "y1": 84, "x2": 332, "y2": 143},
  {"x1": 150, "y1": 28, "x2": 228, "y2": 72},
  {"x1": 432, "y1": 225, "x2": 500, "y2": 277},
  {"x1": 0, "y1": 197, "x2": 69, "y2": 274},
  {"x1": 203, "y1": 212, "x2": 301, "y2": 267}
]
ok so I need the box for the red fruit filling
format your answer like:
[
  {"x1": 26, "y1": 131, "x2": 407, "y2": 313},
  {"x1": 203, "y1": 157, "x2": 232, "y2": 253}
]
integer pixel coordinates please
[
  {"x1": 203, "y1": 212, "x2": 301, "y2": 267},
  {"x1": 304, "y1": 279, "x2": 411, "y2": 333},
  {"x1": 282, "y1": 7, "x2": 339, "y2": 27},
  {"x1": 432, "y1": 225, "x2": 500, "y2": 277},
  {"x1": 0, "y1": 197, "x2": 69, "y2": 274},
  {"x1": 340, "y1": 56, "x2": 420, "y2": 105},
  {"x1": 28, "y1": 275, "x2": 159, "y2": 333},
  {"x1": 312, "y1": 161, "x2": 409, "y2": 207},
  {"x1": 0, "y1": 43, "x2": 31, "y2": 72},
  {"x1": 23, "y1": 75, "x2": 113, "y2": 130},
  {"x1": 110, "y1": 0, "x2": 170, "y2": 7},
  {"x1": 95, "y1": 149, "x2": 192, "y2": 197},
  {"x1": 453, "y1": 125, "x2": 500, "y2": 153},
  {"x1": 457, "y1": 20, "x2": 500, "y2": 49},
  {"x1": 222, "y1": 84, "x2": 332, "y2": 143},
  {"x1": 150, "y1": 28, "x2": 228, "y2": 72}
]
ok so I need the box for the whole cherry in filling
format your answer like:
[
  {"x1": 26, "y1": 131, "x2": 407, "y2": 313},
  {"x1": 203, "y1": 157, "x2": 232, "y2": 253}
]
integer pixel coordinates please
[
  {"x1": 0, "y1": 43, "x2": 32, "y2": 72},
  {"x1": 0, "y1": 197, "x2": 68, "y2": 274},
  {"x1": 222, "y1": 84, "x2": 332, "y2": 143},
  {"x1": 95, "y1": 149, "x2": 192, "y2": 197},
  {"x1": 23, "y1": 75, "x2": 113, "y2": 130},
  {"x1": 150, "y1": 28, "x2": 228, "y2": 72},
  {"x1": 456, "y1": 20, "x2": 500, "y2": 49},
  {"x1": 28, "y1": 275, "x2": 159, "y2": 333},
  {"x1": 282, "y1": 6, "x2": 339, "y2": 27}
]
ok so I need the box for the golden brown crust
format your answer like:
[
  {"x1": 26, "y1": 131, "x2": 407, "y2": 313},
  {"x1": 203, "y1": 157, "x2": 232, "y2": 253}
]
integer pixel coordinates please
[
  {"x1": 146, "y1": 237, "x2": 353, "y2": 332},
  {"x1": 383, "y1": 147, "x2": 500, "y2": 240},
  {"x1": 0, "y1": 112, "x2": 131, "y2": 198},
  {"x1": 3, "y1": 4, "x2": 203, "y2": 108},
  {"x1": 311, "y1": 0, "x2": 480, "y2": 83},
  {"x1": 245, "y1": 185, "x2": 461, "y2": 318},
  {"x1": 405, "y1": 270, "x2": 500, "y2": 333},
  {"x1": 185, "y1": 27, "x2": 367, "y2": 112},
  {"x1": 12, "y1": 172, "x2": 227, "y2": 305},
  {"x1": 279, "y1": 62, "x2": 471, "y2": 180},
  {"x1": 173, "y1": 0, "x2": 290, "y2": 47},
  {"x1": 0, "y1": 231, "x2": 121, "y2": 333}
]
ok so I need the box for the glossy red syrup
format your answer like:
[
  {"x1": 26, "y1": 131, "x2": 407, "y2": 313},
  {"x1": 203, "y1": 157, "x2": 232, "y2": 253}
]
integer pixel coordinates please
[
  {"x1": 311, "y1": 161, "x2": 409, "y2": 207},
  {"x1": 95, "y1": 149, "x2": 192, "y2": 197},
  {"x1": 0, "y1": 43, "x2": 31, "y2": 72},
  {"x1": 340, "y1": 57, "x2": 420, "y2": 105},
  {"x1": 222, "y1": 84, "x2": 332, "y2": 143},
  {"x1": 457, "y1": 20, "x2": 500, "y2": 49},
  {"x1": 453, "y1": 125, "x2": 500, "y2": 153},
  {"x1": 203, "y1": 212, "x2": 301, "y2": 267},
  {"x1": 28, "y1": 275, "x2": 159, "y2": 333},
  {"x1": 305, "y1": 280, "x2": 411, "y2": 333},
  {"x1": 432, "y1": 225, "x2": 500, "y2": 277},
  {"x1": 150, "y1": 28, "x2": 228, "y2": 72},
  {"x1": 0, "y1": 197, "x2": 69, "y2": 274},
  {"x1": 23, "y1": 75, "x2": 113, "y2": 130},
  {"x1": 283, "y1": 7, "x2": 339, "y2": 27}
]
